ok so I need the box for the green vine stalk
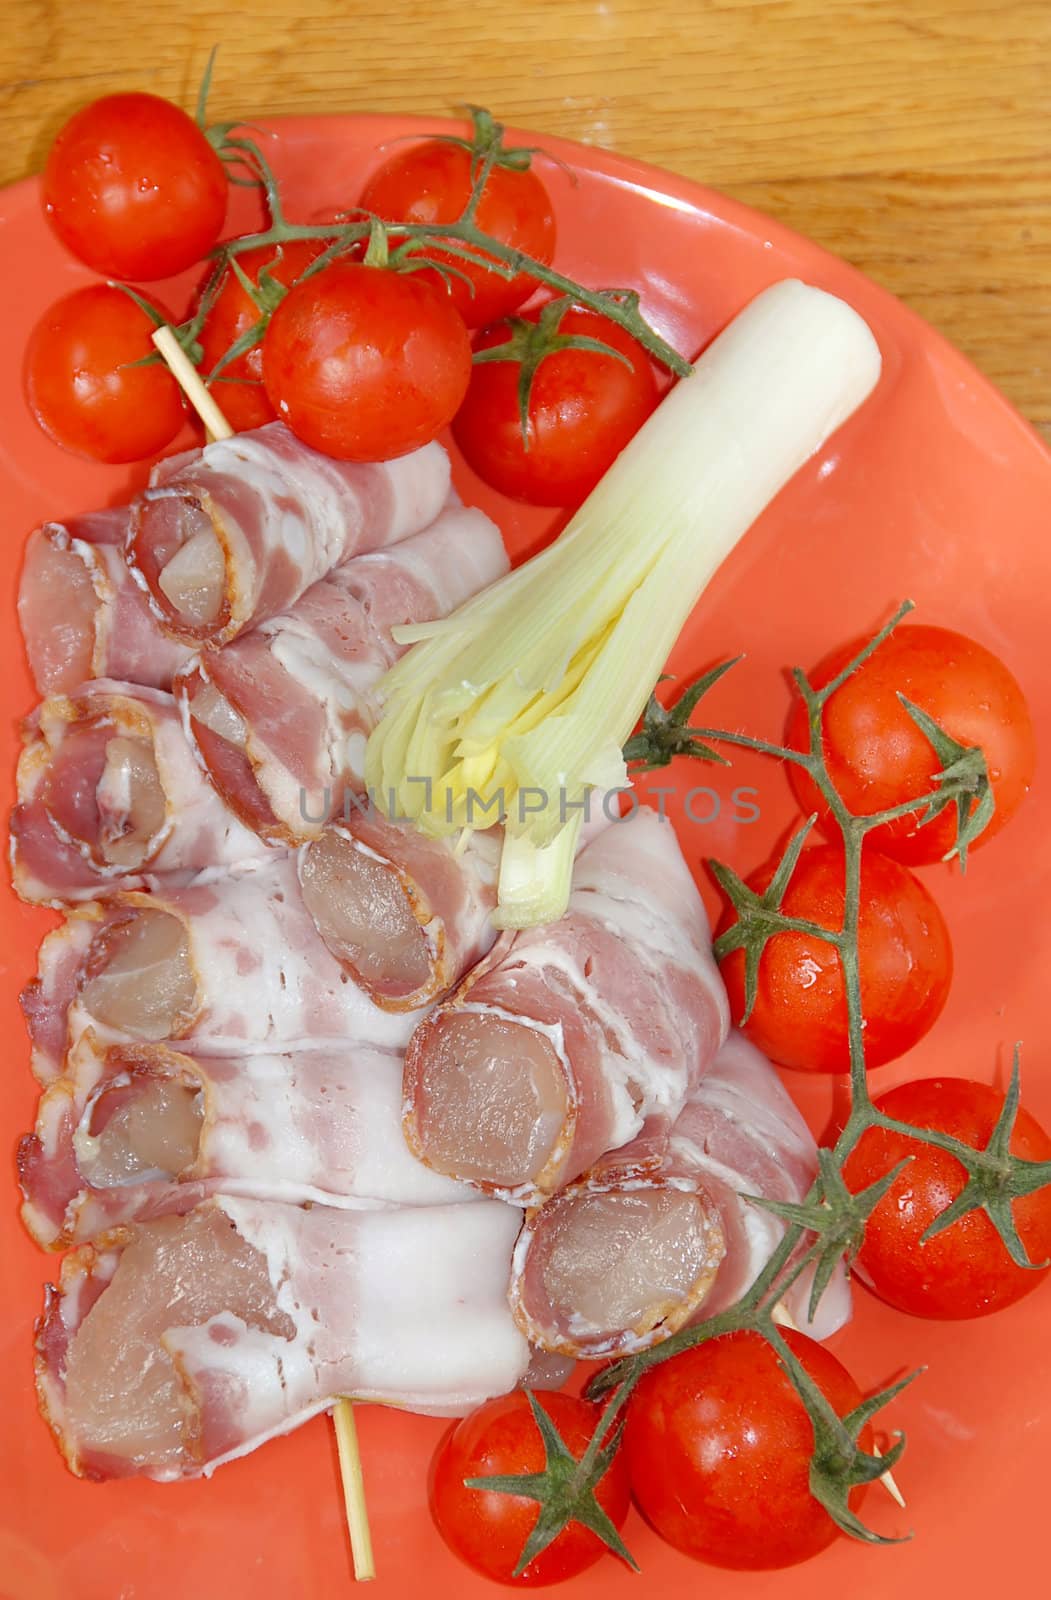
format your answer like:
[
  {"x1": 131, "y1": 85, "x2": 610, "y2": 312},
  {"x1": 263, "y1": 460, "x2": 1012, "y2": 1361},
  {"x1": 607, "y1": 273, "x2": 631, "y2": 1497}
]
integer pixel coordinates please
[
  {"x1": 486, "y1": 602, "x2": 1051, "y2": 1569},
  {"x1": 169, "y1": 88, "x2": 691, "y2": 413}
]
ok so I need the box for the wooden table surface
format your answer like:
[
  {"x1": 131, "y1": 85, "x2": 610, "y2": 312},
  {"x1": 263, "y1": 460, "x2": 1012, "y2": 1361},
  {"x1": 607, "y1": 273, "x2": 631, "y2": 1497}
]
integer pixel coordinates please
[{"x1": 4, "y1": 0, "x2": 1048, "y2": 439}]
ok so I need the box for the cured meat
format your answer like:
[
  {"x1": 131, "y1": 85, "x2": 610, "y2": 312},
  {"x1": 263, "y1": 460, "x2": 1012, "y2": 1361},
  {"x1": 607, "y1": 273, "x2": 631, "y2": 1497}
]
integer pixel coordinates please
[
  {"x1": 403, "y1": 806, "x2": 730, "y2": 1204},
  {"x1": 21, "y1": 856, "x2": 424, "y2": 1075},
  {"x1": 22, "y1": 1031, "x2": 470, "y2": 1249},
  {"x1": 10, "y1": 681, "x2": 277, "y2": 906},
  {"x1": 36, "y1": 1196, "x2": 529, "y2": 1480},
  {"x1": 18, "y1": 512, "x2": 193, "y2": 696},
  {"x1": 126, "y1": 422, "x2": 451, "y2": 645},
  {"x1": 509, "y1": 1031, "x2": 852, "y2": 1357},
  {"x1": 297, "y1": 813, "x2": 499, "y2": 1012},
  {"x1": 175, "y1": 504, "x2": 509, "y2": 843}
]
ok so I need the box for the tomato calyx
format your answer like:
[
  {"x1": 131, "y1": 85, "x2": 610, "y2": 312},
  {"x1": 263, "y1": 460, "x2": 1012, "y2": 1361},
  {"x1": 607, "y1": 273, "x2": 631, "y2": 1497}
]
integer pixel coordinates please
[
  {"x1": 435, "y1": 104, "x2": 544, "y2": 179},
  {"x1": 623, "y1": 661, "x2": 738, "y2": 769},
  {"x1": 749, "y1": 1147, "x2": 914, "y2": 1322},
  {"x1": 896, "y1": 695, "x2": 994, "y2": 868},
  {"x1": 879, "y1": 1049, "x2": 1051, "y2": 1269},
  {"x1": 472, "y1": 295, "x2": 639, "y2": 441},
  {"x1": 463, "y1": 1387, "x2": 638, "y2": 1578},
  {"x1": 792, "y1": 1353, "x2": 918, "y2": 1544},
  {"x1": 709, "y1": 817, "x2": 828, "y2": 1024}
]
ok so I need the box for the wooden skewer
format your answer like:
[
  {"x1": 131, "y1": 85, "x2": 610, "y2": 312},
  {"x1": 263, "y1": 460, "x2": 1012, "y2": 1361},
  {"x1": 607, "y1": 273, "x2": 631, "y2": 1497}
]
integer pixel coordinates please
[
  {"x1": 872, "y1": 1441, "x2": 907, "y2": 1509},
  {"x1": 334, "y1": 1400, "x2": 377, "y2": 1582},
  {"x1": 771, "y1": 1301, "x2": 904, "y2": 1508},
  {"x1": 771, "y1": 1300, "x2": 800, "y2": 1332},
  {"x1": 151, "y1": 325, "x2": 234, "y2": 443},
  {"x1": 151, "y1": 322, "x2": 377, "y2": 1580}
]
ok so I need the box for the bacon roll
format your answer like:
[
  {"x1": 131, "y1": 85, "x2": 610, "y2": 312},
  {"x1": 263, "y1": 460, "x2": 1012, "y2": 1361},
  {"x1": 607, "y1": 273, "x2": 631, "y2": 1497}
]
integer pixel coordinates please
[
  {"x1": 18, "y1": 511, "x2": 195, "y2": 697},
  {"x1": 126, "y1": 422, "x2": 451, "y2": 645},
  {"x1": 36, "y1": 1196, "x2": 529, "y2": 1480},
  {"x1": 509, "y1": 1031, "x2": 853, "y2": 1356},
  {"x1": 297, "y1": 813, "x2": 499, "y2": 1012},
  {"x1": 21, "y1": 857, "x2": 424, "y2": 1080},
  {"x1": 402, "y1": 805, "x2": 730, "y2": 1204},
  {"x1": 175, "y1": 503, "x2": 509, "y2": 844},
  {"x1": 21, "y1": 1031, "x2": 470, "y2": 1249},
  {"x1": 10, "y1": 681, "x2": 277, "y2": 906}
]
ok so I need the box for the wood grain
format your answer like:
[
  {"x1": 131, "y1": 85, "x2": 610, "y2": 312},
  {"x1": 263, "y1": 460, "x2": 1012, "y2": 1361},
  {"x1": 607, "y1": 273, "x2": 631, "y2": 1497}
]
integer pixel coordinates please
[{"x1": 3, "y1": 0, "x2": 1049, "y2": 438}]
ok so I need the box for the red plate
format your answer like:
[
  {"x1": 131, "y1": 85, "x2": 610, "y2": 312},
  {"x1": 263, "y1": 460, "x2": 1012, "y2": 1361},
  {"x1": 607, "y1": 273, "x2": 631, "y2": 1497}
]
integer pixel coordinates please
[{"x1": 1, "y1": 116, "x2": 1048, "y2": 1600}]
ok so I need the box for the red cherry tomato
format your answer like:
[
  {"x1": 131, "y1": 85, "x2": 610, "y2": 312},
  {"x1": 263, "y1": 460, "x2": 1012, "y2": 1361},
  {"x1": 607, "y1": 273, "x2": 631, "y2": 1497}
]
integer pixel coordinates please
[
  {"x1": 453, "y1": 307, "x2": 659, "y2": 508},
  {"x1": 42, "y1": 93, "x2": 227, "y2": 280},
  {"x1": 24, "y1": 285, "x2": 185, "y2": 463},
  {"x1": 429, "y1": 1391, "x2": 631, "y2": 1586},
  {"x1": 786, "y1": 624, "x2": 1036, "y2": 864},
  {"x1": 197, "y1": 241, "x2": 322, "y2": 432},
  {"x1": 262, "y1": 262, "x2": 472, "y2": 461},
  {"x1": 625, "y1": 1331, "x2": 873, "y2": 1570},
  {"x1": 844, "y1": 1077, "x2": 1051, "y2": 1318},
  {"x1": 359, "y1": 140, "x2": 556, "y2": 327},
  {"x1": 717, "y1": 845, "x2": 952, "y2": 1072}
]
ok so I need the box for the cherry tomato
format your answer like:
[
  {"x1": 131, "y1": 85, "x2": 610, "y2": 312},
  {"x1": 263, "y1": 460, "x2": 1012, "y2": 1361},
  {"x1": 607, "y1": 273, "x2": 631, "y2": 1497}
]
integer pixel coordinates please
[
  {"x1": 429, "y1": 1391, "x2": 631, "y2": 1586},
  {"x1": 453, "y1": 307, "x2": 659, "y2": 507},
  {"x1": 359, "y1": 140, "x2": 556, "y2": 327},
  {"x1": 24, "y1": 285, "x2": 185, "y2": 463},
  {"x1": 42, "y1": 93, "x2": 227, "y2": 280},
  {"x1": 625, "y1": 1331, "x2": 873, "y2": 1569},
  {"x1": 197, "y1": 241, "x2": 322, "y2": 432},
  {"x1": 786, "y1": 624, "x2": 1036, "y2": 864},
  {"x1": 844, "y1": 1077, "x2": 1051, "y2": 1318},
  {"x1": 717, "y1": 845, "x2": 952, "y2": 1072},
  {"x1": 262, "y1": 262, "x2": 472, "y2": 461}
]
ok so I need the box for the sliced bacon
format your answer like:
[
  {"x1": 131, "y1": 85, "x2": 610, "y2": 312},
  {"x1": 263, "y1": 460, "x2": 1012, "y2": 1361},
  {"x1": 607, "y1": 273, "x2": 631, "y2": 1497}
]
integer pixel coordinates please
[
  {"x1": 297, "y1": 813, "x2": 499, "y2": 1011},
  {"x1": 18, "y1": 513, "x2": 194, "y2": 696},
  {"x1": 175, "y1": 504, "x2": 509, "y2": 842},
  {"x1": 22, "y1": 1031, "x2": 471, "y2": 1248},
  {"x1": 509, "y1": 1031, "x2": 852, "y2": 1356},
  {"x1": 10, "y1": 681, "x2": 277, "y2": 906},
  {"x1": 403, "y1": 806, "x2": 730, "y2": 1204},
  {"x1": 26, "y1": 856, "x2": 424, "y2": 1071},
  {"x1": 36, "y1": 1196, "x2": 529, "y2": 1479},
  {"x1": 126, "y1": 422, "x2": 452, "y2": 645}
]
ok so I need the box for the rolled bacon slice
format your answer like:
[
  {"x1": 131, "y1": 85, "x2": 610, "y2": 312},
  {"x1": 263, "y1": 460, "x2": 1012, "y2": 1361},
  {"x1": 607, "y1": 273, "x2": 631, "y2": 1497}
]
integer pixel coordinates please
[
  {"x1": 21, "y1": 856, "x2": 423, "y2": 1079},
  {"x1": 175, "y1": 503, "x2": 509, "y2": 843},
  {"x1": 403, "y1": 806, "x2": 730, "y2": 1205},
  {"x1": 297, "y1": 813, "x2": 499, "y2": 1012},
  {"x1": 36, "y1": 1195, "x2": 528, "y2": 1480},
  {"x1": 18, "y1": 512, "x2": 193, "y2": 696},
  {"x1": 126, "y1": 422, "x2": 452, "y2": 645},
  {"x1": 10, "y1": 681, "x2": 277, "y2": 906},
  {"x1": 509, "y1": 1031, "x2": 852, "y2": 1357},
  {"x1": 22, "y1": 1031, "x2": 470, "y2": 1249}
]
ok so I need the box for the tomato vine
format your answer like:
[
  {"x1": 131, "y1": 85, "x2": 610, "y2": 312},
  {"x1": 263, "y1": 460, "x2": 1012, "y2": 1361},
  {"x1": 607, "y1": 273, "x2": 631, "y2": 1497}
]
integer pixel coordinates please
[
  {"x1": 479, "y1": 601, "x2": 1050, "y2": 1567},
  {"x1": 167, "y1": 89, "x2": 690, "y2": 411}
]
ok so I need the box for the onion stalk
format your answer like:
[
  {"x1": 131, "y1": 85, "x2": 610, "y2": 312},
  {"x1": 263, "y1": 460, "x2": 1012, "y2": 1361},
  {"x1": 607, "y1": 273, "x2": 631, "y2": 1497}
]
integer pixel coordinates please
[{"x1": 365, "y1": 278, "x2": 882, "y2": 927}]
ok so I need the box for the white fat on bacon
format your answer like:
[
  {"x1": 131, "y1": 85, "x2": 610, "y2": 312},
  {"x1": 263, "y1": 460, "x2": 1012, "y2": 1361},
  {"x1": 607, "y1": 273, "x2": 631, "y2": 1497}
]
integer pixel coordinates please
[
  {"x1": 510, "y1": 1030, "x2": 852, "y2": 1357},
  {"x1": 18, "y1": 513, "x2": 194, "y2": 696},
  {"x1": 403, "y1": 805, "x2": 730, "y2": 1204},
  {"x1": 10, "y1": 681, "x2": 277, "y2": 906},
  {"x1": 22, "y1": 1032, "x2": 470, "y2": 1248},
  {"x1": 24, "y1": 856, "x2": 425, "y2": 1073},
  {"x1": 36, "y1": 1197, "x2": 529, "y2": 1480},
  {"x1": 175, "y1": 503, "x2": 510, "y2": 844},
  {"x1": 126, "y1": 421, "x2": 452, "y2": 644}
]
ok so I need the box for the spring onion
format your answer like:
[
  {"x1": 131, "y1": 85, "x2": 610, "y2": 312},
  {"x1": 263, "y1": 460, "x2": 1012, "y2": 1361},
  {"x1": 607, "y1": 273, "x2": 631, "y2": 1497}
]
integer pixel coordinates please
[{"x1": 365, "y1": 278, "x2": 882, "y2": 928}]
